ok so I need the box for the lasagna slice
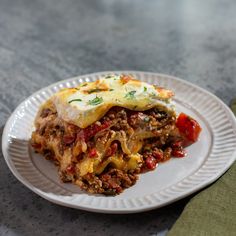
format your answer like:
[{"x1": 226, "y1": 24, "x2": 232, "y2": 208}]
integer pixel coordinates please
[{"x1": 31, "y1": 74, "x2": 201, "y2": 195}]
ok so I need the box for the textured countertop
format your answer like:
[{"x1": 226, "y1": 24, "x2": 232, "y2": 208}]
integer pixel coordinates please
[{"x1": 1, "y1": 0, "x2": 236, "y2": 235}]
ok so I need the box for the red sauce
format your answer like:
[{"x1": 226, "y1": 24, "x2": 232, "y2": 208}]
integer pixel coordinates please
[
  {"x1": 171, "y1": 140, "x2": 187, "y2": 158},
  {"x1": 89, "y1": 148, "x2": 97, "y2": 158},
  {"x1": 145, "y1": 156, "x2": 157, "y2": 170},
  {"x1": 171, "y1": 148, "x2": 187, "y2": 158},
  {"x1": 83, "y1": 120, "x2": 111, "y2": 141}
]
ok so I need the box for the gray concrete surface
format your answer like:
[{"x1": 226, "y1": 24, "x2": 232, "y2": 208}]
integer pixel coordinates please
[{"x1": 1, "y1": 0, "x2": 236, "y2": 235}]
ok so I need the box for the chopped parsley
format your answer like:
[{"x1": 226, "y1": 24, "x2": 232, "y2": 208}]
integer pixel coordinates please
[
  {"x1": 88, "y1": 96, "x2": 103, "y2": 106},
  {"x1": 80, "y1": 83, "x2": 87, "y2": 87},
  {"x1": 68, "y1": 98, "x2": 82, "y2": 103},
  {"x1": 144, "y1": 87, "x2": 147, "y2": 92},
  {"x1": 124, "y1": 90, "x2": 136, "y2": 99},
  {"x1": 109, "y1": 89, "x2": 114, "y2": 91}
]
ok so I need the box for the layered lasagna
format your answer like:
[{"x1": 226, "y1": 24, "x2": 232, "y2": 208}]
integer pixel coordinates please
[{"x1": 31, "y1": 74, "x2": 201, "y2": 195}]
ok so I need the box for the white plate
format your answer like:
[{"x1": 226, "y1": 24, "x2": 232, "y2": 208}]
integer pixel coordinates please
[{"x1": 2, "y1": 71, "x2": 236, "y2": 213}]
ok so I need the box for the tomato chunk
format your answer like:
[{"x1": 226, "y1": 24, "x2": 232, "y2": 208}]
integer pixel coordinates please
[
  {"x1": 176, "y1": 113, "x2": 202, "y2": 142},
  {"x1": 145, "y1": 156, "x2": 157, "y2": 170},
  {"x1": 171, "y1": 148, "x2": 186, "y2": 158}
]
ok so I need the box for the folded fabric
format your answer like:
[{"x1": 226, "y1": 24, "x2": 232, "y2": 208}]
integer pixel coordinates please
[{"x1": 167, "y1": 162, "x2": 236, "y2": 236}]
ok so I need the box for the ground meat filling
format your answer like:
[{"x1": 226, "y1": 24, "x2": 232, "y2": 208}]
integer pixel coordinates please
[
  {"x1": 75, "y1": 168, "x2": 139, "y2": 195},
  {"x1": 31, "y1": 105, "x2": 177, "y2": 195}
]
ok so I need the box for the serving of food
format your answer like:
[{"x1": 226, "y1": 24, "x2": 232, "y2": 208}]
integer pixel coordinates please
[{"x1": 31, "y1": 74, "x2": 202, "y2": 195}]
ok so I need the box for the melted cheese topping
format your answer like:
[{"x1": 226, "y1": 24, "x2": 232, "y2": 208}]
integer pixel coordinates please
[{"x1": 51, "y1": 74, "x2": 174, "y2": 128}]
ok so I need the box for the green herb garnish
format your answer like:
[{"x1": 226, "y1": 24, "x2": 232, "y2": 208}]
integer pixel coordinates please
[
  {"x1": 124, "y1": 90, "x2": 136, "y2": 99},
  {"x1": 81, "y1": 83, "x2": 87, "y2": 87},
  {"x1": 109, "y1": 89, "x2": 114, "y2": 91},
  {"x1": 88, "y1": 96, "x2": 103, "y2": 106},
  {"x1": 144, "y1": 87, "x2": 147, "y2": 92},
  {"x1": 68, "y1": 98, "x2": 82, "y2": 103}
]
